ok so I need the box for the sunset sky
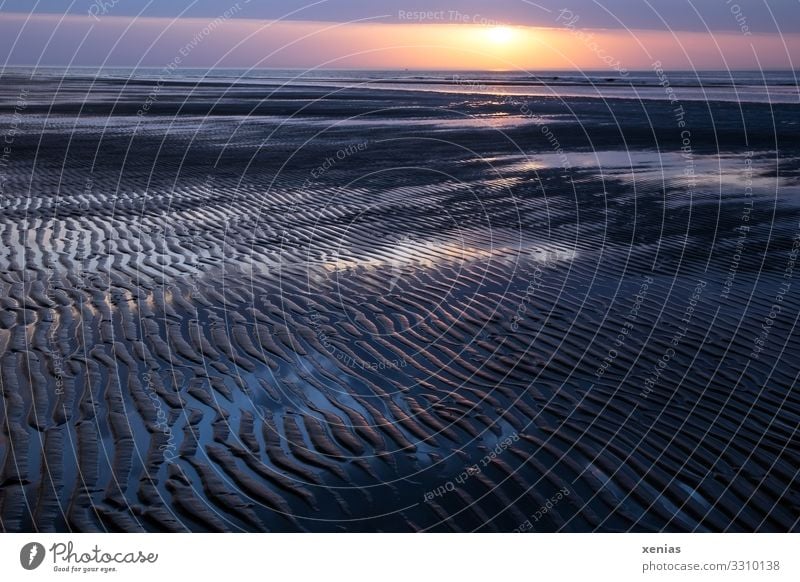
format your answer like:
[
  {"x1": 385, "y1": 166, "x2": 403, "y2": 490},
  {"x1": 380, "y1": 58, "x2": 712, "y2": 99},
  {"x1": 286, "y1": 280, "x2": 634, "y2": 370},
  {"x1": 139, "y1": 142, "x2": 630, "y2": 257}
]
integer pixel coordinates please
[{"x1": 1, "y1": 0, "x2": 798, "y2": 70}]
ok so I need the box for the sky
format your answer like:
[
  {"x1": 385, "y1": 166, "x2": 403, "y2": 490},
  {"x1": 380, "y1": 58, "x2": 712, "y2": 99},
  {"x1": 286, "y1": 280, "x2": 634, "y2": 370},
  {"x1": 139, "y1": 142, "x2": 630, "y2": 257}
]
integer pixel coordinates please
[{"x1": 1, "y1": 0, "x2": 798, "y2": 70}]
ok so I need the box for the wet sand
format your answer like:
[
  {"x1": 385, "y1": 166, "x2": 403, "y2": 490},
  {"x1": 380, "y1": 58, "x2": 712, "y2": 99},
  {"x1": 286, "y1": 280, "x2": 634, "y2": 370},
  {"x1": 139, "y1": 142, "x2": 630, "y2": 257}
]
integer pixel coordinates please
[{"x1": 0, "y1": 71, "x2": 798, "y2": 532}]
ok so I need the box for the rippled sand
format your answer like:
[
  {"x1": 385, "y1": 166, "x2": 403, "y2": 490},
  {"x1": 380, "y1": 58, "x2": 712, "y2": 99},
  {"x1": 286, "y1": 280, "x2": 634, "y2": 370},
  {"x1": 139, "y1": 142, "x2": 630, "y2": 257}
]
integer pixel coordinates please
[{"x1": 0, "y1": 72, "x2": 798, "y2": 532}]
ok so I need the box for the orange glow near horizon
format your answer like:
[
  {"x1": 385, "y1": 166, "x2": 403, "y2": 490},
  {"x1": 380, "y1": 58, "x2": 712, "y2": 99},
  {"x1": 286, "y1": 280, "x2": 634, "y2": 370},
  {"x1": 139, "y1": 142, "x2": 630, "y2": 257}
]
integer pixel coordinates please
[{"x1": 0, "y1": 13, "x2": 798, "y2": 70}]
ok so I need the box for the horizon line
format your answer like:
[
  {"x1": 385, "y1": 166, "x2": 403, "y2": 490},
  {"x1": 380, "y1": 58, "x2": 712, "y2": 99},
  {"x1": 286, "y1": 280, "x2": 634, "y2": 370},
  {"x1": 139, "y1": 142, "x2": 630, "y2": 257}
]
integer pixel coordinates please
[{"x1": 2, "y1": 64, "x2": 799, "y2": 73}]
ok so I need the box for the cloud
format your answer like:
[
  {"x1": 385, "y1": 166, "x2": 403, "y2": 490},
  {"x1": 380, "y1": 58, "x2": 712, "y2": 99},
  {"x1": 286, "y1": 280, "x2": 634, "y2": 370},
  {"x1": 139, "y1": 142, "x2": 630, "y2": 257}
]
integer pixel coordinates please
[
  {"x1": 2, "y1": 0, "x2": 800, "y2": 32},
  {"x1": 0, "y1": 9, "x2": 797, "y2": 70}
]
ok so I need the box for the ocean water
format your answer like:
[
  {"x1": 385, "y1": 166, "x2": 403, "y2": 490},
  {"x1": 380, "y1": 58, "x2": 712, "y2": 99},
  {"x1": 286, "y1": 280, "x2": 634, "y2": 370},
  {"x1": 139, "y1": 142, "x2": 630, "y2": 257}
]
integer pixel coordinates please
[{"x1": 3, "y1": 67, "x2": 799, "y2": 103}]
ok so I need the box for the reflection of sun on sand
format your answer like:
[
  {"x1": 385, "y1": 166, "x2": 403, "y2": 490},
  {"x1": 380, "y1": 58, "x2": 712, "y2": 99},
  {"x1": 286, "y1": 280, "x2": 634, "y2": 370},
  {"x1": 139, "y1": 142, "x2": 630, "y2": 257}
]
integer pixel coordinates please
[
  {"x1": 325, "y1": 240, "x2": 493, "y2": 274},
  {"x1": 323, "y1": 239, "x2": 578, "y2": 275}
]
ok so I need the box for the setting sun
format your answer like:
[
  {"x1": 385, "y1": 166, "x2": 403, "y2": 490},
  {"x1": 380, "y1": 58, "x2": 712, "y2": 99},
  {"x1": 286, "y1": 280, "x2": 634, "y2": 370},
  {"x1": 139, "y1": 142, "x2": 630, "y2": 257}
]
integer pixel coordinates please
[{"x1": 485, "y1": 25, "x2": 516, "y2": 44}]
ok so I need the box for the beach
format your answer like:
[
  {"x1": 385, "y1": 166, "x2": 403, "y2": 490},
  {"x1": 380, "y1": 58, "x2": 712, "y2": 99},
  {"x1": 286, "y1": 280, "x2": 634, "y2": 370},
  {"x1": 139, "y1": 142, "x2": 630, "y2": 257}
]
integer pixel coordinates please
[{"x1": 0, "y1": 69, "x2": 798, "y2": 532}]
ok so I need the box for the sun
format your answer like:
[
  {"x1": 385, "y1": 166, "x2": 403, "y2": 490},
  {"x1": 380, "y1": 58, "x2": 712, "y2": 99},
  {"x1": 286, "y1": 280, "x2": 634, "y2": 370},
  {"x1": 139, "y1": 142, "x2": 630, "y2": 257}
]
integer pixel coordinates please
[{"x1": 485, "y1": 26, "x2": 516, "y2": 45}]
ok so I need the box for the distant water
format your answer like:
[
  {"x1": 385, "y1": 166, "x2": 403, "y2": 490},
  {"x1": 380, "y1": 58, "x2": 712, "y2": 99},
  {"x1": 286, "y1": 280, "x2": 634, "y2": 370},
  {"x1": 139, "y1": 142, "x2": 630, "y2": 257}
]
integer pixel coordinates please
[{"x1": 4, "y1": 67, "x2": 799, "y2": 104}]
